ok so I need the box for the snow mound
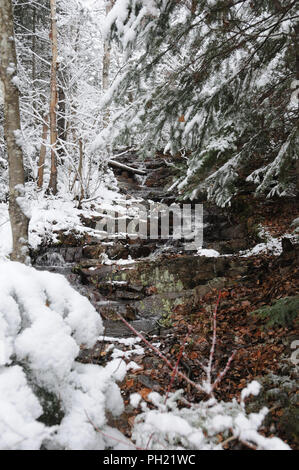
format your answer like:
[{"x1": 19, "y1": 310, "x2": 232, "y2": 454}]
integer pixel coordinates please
[
  {"x1": 197, "y1": 248, "x2": 220, "y2": 257},
  {"x1": 0, "y1": 262, "x2": 130, "y2": 450},
  {"x1": 131, "y1": 388, "x2": 291, "y2": 450}
]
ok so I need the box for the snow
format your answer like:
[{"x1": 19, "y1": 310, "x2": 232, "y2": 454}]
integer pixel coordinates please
[
  {"x1": 0, "y1": 261, "x2": 292, "y2": 450},
  {"x1": 240, "y1": 380, "x2": 261, "y2": 405},
  {"x1": 126, "y1": 361, "x2": 142, "y2": 371},
  {"x1": 130, "y1": 393, "x2": 142, "y2": 408},
  {"x1": 98, "y1": 335, "x2": 141, "y2": 346},
  {"x1": 197, "y1": 248, "x2": 220, "y2": 257},
  {"x1": 146, "y1": 411, "x2": 194, "y2": 435},
  {"x1": 131, "y1": 386, "x2": 291, "y2": 450},
  {"x1": 0, "y1": 204, "x2": 12, "y2": 260},
  {"x1": 240, "y1": 227, "x2": 297, "y2": 257},
  {"x1": 0, "y1": 366, "x2": 51, "y2": 450},
  {"x1": 111, "y1": 345, "x2": 145, "y2": 360},
  {"x1": 0, "y1": 183, "x2": 131, "y2": 259},
  {"x1": 100, "y1": 253, "x2": 136, "y2": 266}
]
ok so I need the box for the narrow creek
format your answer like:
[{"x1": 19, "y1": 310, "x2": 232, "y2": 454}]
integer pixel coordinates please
[{"x1": 33, "y1": 151, "x2": 254, "y2": 338}]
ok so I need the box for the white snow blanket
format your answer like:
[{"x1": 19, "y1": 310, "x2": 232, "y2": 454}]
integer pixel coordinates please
[{"x1": 0, "y1": 261, "x2": 129, "y2": 450}]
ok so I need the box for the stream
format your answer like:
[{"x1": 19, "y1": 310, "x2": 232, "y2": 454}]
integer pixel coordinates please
[{"x1": 33, "y1": 151, "x2": 253, "y2": 338}]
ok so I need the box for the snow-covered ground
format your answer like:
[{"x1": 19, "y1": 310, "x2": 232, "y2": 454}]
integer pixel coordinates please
[
  {"x1": 0, "y1": 260, "x2": 292, "y2": 450},
  {"x1": 239, "y1": 227, "x2": 297, "y2": 257},
  {"x1": 0, "y1": 196, "x2": 296, "y2": 449},
  {"x1": 0, "y1": 261, "x2": 134, "y2": 450},
  {"x1": 0, "y1": 184, "x2": 130, "y2": 260},
  {"x1": 197, "y1": 226, "x2": 298, "y2": 259}
]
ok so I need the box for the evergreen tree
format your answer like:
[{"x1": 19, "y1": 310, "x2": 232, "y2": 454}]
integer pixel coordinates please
[{"x1": 102, "y1": 0, "x2": 299, "y2": 206}]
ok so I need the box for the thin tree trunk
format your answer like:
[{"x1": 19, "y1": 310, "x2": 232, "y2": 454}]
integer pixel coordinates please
[
  {"x1": 294, "y1": 23, "x2": 299, "y2": 192},
  {"x1": 48, "y1": 0, "x2": 58, "y2": 194},
  {"x1": 71, "y1": 138, "x2": 84, "y2": 201},
  {"x1": 0, "y1": 0, "x2": 29, "y2": 263},
  {"x1": 107, "y1": 158, "x2": 146, "y2": 175},
  {"x1": 57, "y1": 85, "x2": 66, "y2": 164},
  {"x1": 102, "y1": 0, "x2": 114, "y2": 126},
  {"x1": 37, "y1": 115, "x2": 49, "y2": 189},
  {"x1": 32, "y1": 5, "x2": 37, "y2": 114}
]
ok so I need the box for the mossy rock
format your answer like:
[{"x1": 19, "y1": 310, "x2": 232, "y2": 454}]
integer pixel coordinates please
[{"x1": 246, "y1": 372, "x2": 299, "y2": 448}]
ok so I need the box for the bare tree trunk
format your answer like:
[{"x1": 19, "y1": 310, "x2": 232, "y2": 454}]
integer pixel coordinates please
[
  {"x1": 71, "y1": 138, "x2": 84, "y2": 204},
  {"x1": 102, "y1": 0, "x2": 114, "y2": 126},
  {"x1": 31, "y1": 5, "x2": 37, "y2": 114},
  {"x1": 57, "y1": 85, "x2": 66, "y2": 164},
  {"x1": 294, "y1": 23, "x2": 299, "y2": 193},
  {"x1": 48, "y1": 0, "x2": 58, "y2": 195},
  {"x1": 37, "y1": 115, "x2": 49, "y2": 189},
  {"x1": 0, "y1": 0, "x2": 29, "y2": 263}
]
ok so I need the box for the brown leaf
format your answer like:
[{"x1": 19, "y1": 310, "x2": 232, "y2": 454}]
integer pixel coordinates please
[
  {"x1": 128, "y1": 416, "x2": 136, "y2": 428},
  {"x1": 139, "y1": 387, "x2": 152, "y2": 401},
  {"x1": 125, "y1": 378, "x2": 135, "y2": 389}
]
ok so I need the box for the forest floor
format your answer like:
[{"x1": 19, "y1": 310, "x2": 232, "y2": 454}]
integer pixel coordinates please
[
  {"x1": 20, "y1": 151, "x2": 298, "y2": 450},
  {"x1": 73, "y1": 157, "x2": 299, "y2": 450},
  {"x1": 96, "y1": 210, "x2": 299, "y2": 449},
  {"x1": 105, "y1": 245, "x2": 298, "y2": 449}
]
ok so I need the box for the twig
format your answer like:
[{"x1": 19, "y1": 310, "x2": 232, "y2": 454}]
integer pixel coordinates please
[
  {"x1": 207, "y1": 291, "x2": 221, "y2": 386},
  {"x1": 211, "y1": 349, "x2": 237, "y2": 392},
  {"x1": 85, "y1": 411, "x2": 142, "y2": 450},
  {"x1": 164, "y1": 329, "x2": 190, "y2": 403},
  {"x1": 115, "y1": 312, "x2": 207, "y2": 395}
]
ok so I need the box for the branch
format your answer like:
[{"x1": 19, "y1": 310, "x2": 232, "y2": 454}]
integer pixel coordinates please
[{"x1": 108, "y1": 159, "x2": 146, "y2": 175}]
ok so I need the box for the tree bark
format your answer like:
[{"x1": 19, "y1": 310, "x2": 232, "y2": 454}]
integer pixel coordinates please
[
  {"x1": 0, "y1": 0, "x2": 30, "y2": 262},
  {"x1": 294, "y1": 23, "x2": 299, "y2": 193},
  {"x1": 31, "y1": 4, "x2": 37, "y2": 114},
  {"x1": 107, "y1": 158, "x2": 146, "y2": 175},
  {"x1": 48, "y1": 0, "x2": 58, "y2": 195},
  {"x1": 102, "y1": 0, "x2": 114, "y2": 126},
  {"x1": 57, "y1": 85, "x2": 66, "y2": 164},
  {"x1": 37, "y1": 115, "x2": 49, "y2": 189}
]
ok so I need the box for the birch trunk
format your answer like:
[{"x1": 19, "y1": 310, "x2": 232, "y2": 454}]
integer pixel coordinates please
[
  {"x1": 0, "y1": 0, "x2": 29, "y2": 262},
  {"x1": 48, "y1": 0, "x2": 58, "y2": 195}
]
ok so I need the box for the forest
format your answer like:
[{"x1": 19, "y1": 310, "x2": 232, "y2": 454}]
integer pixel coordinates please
[{"x1": 0, "y1": 0, "x2": 298, "y2": 452}]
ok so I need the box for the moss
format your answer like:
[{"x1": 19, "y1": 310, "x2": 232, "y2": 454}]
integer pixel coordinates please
[
  {"x1": 246, "y1": 372, "x2": 299, "y2": 448},
  {"x1": 280, "y1": 406, "x2": 299, "y2": 447},
  {"x1": 158, "y1": 311, "x2": 173, "y2": 328}
]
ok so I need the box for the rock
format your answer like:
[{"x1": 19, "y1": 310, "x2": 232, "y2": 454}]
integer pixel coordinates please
[
  {"x1": 64, "y1": 247, "x2": 83, "y2": 263},
  {"x1": 106, "y1": 241, "x2": 129, "y2": 260},
  {"x1": 137, "y1": 374, "x2": 160, "y2": 390},
  {"x1": 114, "y1": 290, "x2": 144, "y2": 300},
  {"x1": 220, "y1": 223, "x2": 247, "y2": 240},
  {"x1": 77, "y1": 259, "x2": 102, "y2": 268},
  {"x1": 128, "y1": 244, "x2": 152, "y2": 258},
  {"x1": 82, "y1": 244, "x2": 105, "y2": 259},
  {"x1": 281, "y1": 237, "x2": 293, "y2": 253},
  {"x1": 193, "y1": 277, "x2": 228, "y2": 302}
]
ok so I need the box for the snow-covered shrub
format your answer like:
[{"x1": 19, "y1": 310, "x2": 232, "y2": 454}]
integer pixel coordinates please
[
  {"x1": 130, "y1": 384, "x2": 291, "y2": 450},
  {"x1": 0, "y1": 261, "x2": 129, "y2": 450}
]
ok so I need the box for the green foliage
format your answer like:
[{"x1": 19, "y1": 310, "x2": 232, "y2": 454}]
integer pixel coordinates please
[
  {"x1": 252, "y1": 295, "x2": 299, "y2": 329},
  {"x1": 158, "y1": 312, "x2": 173, "y2": 328},
  {"x1": 103, "y1": 0, "x2": 299, "y2": 207}
]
